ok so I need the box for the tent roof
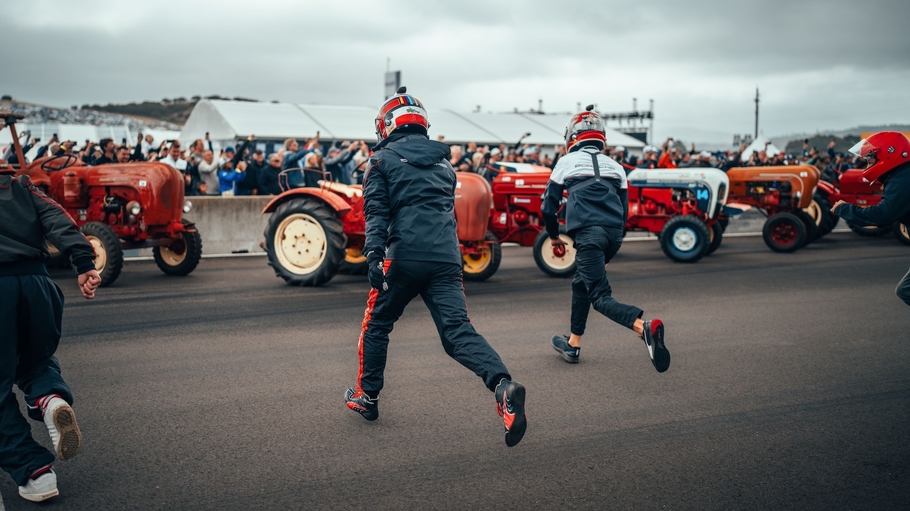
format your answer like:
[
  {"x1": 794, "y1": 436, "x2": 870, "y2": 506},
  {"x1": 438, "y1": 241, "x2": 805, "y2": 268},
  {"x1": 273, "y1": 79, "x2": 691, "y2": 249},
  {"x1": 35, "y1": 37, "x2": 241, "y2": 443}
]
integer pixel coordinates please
[
  {"x1": 740, "y1": 135, "x2": 781, "y2": 160},
  {"x1": 180, "y1": 100, "x2": 645, "y2": 148}
]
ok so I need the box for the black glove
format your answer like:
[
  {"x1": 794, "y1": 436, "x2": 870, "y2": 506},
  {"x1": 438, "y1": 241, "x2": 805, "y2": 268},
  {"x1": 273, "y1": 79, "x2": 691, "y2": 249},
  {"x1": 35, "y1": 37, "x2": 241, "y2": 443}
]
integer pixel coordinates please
[{"x1": 367, "y1": 251, "x2": 387, "y2": 292}]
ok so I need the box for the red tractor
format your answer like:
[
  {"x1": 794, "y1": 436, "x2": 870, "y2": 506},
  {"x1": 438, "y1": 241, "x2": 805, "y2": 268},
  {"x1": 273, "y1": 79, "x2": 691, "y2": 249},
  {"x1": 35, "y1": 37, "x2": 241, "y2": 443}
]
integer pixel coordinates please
[
  {"x1": 813, "y1": 169, "x2": 909, "y2": 245},
  {"x1": 485, "y1": 163, "x2": 731, "y2": 276},
  {"x1": 724, "y1": 165, "x2": 821, "y2": 252},
  {"x1": 2, "y1": 113, "x2": 202, "y2": 286},
  {"x1": 261, "y1": 168, "x2": 499, "y2": 286}
]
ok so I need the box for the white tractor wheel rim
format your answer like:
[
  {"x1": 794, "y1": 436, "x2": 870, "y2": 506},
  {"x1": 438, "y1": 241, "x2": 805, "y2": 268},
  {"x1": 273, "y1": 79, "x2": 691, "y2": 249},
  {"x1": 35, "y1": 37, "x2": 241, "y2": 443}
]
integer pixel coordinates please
[
  {"x1": 541, "y1": 234, "x2": 576, "y2": 270},
  {"x1": 86, "y1": 235, "x2": 107, "y2": 272},
  {"x1": 159, "y1": 239, "x2": 188, "y2": 266},
  {"x1": 803, "y1": 200, "x2": 823, "y2": 226},
  {"x1": 274, "y1": 213, "x2": 328, "y2": 275},
  {"x1": 672, "y1": 227, "x2": 698, "y2": 252}
]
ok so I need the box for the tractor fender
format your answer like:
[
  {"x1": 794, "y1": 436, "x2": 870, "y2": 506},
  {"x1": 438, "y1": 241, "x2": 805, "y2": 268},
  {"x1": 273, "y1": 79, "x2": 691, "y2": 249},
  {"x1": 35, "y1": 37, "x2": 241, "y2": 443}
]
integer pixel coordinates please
[
  {"x1": 816, "y1": 180, "x2": 837, "y2": 196},
  {"x1": 261, "y1": 188, "x2": 352, "y2": 218}
]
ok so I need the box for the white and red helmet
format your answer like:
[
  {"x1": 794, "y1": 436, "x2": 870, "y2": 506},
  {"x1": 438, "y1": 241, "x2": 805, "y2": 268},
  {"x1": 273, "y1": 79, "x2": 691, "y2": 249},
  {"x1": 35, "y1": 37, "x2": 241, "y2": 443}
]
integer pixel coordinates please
[
  {"x1": 565, "y1": 105, "x2": 606, "y2": 152},
  {"x1": 374, "y1": 86, "x2": 429, "y2": 142}
]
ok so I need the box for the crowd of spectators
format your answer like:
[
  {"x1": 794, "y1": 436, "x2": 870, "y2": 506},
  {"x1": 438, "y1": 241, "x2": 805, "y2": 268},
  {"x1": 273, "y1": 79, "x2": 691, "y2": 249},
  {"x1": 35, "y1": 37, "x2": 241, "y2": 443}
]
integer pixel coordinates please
[
  {"x1": 3, "y1": 125, "x2": 862, "y2": 196},
  {"x1": 1, "y1": 130, "x2": 371, "y2": 197},
  {"x1": 438, "y1": 133, "x2": 863, "y2": 184}
]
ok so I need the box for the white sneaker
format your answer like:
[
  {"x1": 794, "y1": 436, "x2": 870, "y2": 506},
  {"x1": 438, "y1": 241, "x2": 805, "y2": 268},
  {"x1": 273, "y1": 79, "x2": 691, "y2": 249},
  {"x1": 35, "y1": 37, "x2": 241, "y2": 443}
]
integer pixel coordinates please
[
  {"x1": 43, "y1": 397, "x2": 82, "y2": 461},
  {"x1": 18, "y1": 471, "x2": 58, "y2": 502}
]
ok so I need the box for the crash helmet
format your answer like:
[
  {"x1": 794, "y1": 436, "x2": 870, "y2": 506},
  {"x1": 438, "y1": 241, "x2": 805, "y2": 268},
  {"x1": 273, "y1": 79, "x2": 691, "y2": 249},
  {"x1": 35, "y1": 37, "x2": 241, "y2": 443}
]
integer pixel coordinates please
[
  {"x1": 564, "y1": 105, "x2": 606, "y2": 152},
  {"x1": 374, "y1": 86, "x2": 429, "y2": 142},
  {"x1": 848, "y1": 131, "x2": 910, "y2": 184}
]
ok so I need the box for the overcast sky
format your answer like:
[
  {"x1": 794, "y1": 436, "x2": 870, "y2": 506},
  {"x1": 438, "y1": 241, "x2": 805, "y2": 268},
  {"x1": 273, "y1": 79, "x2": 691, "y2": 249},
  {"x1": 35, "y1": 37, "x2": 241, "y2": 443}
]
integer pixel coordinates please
[{"x1": 3, "y1": 0, "x2": 909, "y2": 144}]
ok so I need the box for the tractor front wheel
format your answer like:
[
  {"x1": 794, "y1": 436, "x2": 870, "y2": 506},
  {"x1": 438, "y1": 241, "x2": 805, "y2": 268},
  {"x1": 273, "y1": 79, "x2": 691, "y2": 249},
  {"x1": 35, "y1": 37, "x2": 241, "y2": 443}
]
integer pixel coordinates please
[
  {"x1": 763, "y1": 212, "x2": 806, "y2": 253},
  {"x1": 659, "y1": 215, "x2": 710, "y2": 263},
  {"x1": 264, "y1": 198, "x2": 346, "y2": 286},
  {"x1": 892, "y1": 222, "x2": 910, "y2": 246},
  {"x1": 81, "y1": 222, "x2": 123, "y2": 287},
  {"x1": 153, "y1": 220, "x2": 203, "y2": 277},
  {"x1": 462, "y1": 231, "x2": 502, "y2": 282},
  {"x1": 533, "y1": 229, "x2": 576, "y2": 277}
]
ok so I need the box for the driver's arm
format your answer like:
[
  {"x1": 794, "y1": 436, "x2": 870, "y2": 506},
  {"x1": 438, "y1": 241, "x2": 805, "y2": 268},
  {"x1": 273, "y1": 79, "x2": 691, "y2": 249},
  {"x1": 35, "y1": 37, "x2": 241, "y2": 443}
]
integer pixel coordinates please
[
  {"x1": 22, "y1": 177, "x2": 96, "y2": 273},
  {"x1": 835, "y1": 170, "x2": 910, "y2": 226},
  {"x1": 362, "y1": 157, "x2": 391, "y2": 258}
]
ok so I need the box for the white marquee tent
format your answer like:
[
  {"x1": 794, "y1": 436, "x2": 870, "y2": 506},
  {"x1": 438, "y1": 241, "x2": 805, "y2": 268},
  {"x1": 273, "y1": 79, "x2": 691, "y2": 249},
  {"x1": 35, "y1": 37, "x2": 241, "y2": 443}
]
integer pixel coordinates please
[
  {"x1": 740, "y1": 135, "x2": 781, "y2": 160},
  {"x1": 180, "y1": 100, "x2": 645, "y2": 153}
]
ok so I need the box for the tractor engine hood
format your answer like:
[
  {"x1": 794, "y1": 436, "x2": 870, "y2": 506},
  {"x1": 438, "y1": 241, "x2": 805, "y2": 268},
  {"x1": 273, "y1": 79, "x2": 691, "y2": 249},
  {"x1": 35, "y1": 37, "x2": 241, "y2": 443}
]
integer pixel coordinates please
[
  {"x1": 627, "y1": 168, "x2": 730, "y2": 218},
  {"x1": 81, "y1": 163, "x2": 185, "y2": 226}
]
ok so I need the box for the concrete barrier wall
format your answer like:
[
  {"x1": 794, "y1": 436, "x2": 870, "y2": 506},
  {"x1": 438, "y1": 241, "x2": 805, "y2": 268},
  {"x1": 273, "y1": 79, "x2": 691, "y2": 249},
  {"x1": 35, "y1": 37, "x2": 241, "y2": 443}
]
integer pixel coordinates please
[{"x1": 183, "y1": 197, "x2": 272, "y2": 255}]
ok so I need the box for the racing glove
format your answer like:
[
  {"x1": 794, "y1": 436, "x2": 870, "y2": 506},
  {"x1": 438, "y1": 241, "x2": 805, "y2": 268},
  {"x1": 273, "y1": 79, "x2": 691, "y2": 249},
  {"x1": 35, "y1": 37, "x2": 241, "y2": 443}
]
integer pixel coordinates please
[{"x1": 367, "y1": 250, "x2": 387, "y2": 292}]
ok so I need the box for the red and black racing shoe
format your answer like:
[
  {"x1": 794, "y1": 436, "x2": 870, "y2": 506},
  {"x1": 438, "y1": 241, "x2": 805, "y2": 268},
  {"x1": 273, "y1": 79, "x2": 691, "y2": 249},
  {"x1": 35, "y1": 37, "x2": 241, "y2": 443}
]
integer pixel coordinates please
[
  {"x1": 641, "y1": 319, "x2": 670, "y2": 373},
  {"x1": 344, "y1": 388, "x2": 378, "y2": 421},
  {"x1": 494, "y1": 379, "x2": 527, "y2": 447}
]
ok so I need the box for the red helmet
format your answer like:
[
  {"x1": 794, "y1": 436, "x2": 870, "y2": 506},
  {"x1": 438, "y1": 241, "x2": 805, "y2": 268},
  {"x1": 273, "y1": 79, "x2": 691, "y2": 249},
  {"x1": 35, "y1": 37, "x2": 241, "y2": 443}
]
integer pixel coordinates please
[
  {"x1": 374, "y1": 86, "x2": 429, "y2": 142},
  {"x1": 849, "y1": 131, "x2": 910, "y2": 184},
  {"x1": 564, "y1": 105, "x2": 606, "y2": 152}
]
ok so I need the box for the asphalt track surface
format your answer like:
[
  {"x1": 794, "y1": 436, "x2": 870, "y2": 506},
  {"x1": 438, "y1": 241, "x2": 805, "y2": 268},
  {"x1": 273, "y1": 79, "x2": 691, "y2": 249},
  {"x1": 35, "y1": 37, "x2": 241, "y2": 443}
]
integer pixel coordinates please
[{"x1": 2, "y1": 233, "x2": 909, "y2": 510}]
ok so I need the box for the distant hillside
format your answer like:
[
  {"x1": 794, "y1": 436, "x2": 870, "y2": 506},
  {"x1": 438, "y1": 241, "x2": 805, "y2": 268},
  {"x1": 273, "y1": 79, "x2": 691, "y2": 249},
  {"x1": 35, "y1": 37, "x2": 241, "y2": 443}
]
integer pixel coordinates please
[
  {"x1": 83, "y1": 95, "x2": 260, "y2": 126},
  {"x1": 784, "y1": 134, "x2": 861, "y2": 156},
  {"x1": 771, "y1": 124, "x2": 910, "y2": 153}
]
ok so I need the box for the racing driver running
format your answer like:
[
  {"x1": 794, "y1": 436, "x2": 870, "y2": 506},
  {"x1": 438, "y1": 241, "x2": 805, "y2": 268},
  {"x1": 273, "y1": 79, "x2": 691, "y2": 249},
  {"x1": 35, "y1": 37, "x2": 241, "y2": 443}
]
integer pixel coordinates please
[
  {"x1": 831, "y1": 131, "x2": 910, "y2": 306},
  {"x1": 543, "y1": 105, "x2": 670, "y2": 372},
  {"x1": 343, "y1": 87, "x2": 527, "y2": 447}
]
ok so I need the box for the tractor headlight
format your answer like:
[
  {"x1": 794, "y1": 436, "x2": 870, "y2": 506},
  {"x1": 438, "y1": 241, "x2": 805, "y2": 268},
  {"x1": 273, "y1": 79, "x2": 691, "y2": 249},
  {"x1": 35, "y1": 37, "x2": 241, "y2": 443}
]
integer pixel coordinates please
[
  {"x1": 183, "y1": 200, "x2": 192, "y2": 213},
  {"x1": 127, "y1": 201, "x2": 142, "y2": 216}
]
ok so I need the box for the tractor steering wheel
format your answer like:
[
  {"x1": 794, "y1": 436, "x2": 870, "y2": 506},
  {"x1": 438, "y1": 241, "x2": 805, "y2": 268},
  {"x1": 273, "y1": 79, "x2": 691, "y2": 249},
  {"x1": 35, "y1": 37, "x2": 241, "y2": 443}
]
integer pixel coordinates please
[{"x1": 41, "y1": 154, "x2": 78, "y2": 172}]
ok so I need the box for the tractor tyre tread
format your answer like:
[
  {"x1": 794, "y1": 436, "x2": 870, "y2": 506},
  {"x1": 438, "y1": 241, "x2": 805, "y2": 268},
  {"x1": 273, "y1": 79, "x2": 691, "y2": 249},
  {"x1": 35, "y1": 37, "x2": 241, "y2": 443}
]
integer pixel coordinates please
[
  {"x1": 264, "y1": 198, "x2": 345, "y2": 287},
  {"x1": 80, "y1": 222, "x2": 123, "y2": 287},
  {"x1": 153, "y1": 220, "x2": 203, "y2": 276},
  {"x1": 463, "y1": 231, "x2": 502, "y2": 282},
  {"x1": 659, "y1": 215, "x2": 710, "y2": 263}
]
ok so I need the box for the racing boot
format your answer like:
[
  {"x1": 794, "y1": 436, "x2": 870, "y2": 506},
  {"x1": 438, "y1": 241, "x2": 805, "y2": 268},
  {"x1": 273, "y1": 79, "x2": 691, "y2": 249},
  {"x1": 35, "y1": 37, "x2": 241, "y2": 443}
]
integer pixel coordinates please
[
  {"x1": 39, "y1": 395, "x2": 83, "y2": 461},
  {"x1": 641, "y1": 319, "x2": 670, "y2": 373},
  {"x1": 18, "y1": 465, "x2": 58, "y2": 502},
  {"x1": 551, "y1": 335, "x2": 580, "y2": 364},
  {"x1": 344, "y1": 388, "x2": 378, "y2": 421},
  {"x1": 494, "y1": 378, "x2": 527, "y2": 447}
]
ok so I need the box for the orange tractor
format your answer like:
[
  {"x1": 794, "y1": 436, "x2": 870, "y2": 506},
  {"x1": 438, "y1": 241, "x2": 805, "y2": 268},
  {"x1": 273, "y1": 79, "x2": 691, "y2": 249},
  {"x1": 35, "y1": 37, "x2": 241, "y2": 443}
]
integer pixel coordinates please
[
  {"x1": 261, "y1": 167, "x2": 498, "y2": 286},
  {"x1": 725, "y1": 165, "x2": 821, "y2": 252}
]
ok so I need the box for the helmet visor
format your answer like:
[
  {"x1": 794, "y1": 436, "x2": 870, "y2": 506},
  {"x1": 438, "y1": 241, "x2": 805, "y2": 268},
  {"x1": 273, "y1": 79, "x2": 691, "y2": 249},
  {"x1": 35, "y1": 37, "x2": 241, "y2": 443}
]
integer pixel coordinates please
[
  {"x1": 848, "y1": 138, "x2": 876, "y2": 169},
  {"x1": 848, "y1": 139, "x2": 866, "y2": 158}
]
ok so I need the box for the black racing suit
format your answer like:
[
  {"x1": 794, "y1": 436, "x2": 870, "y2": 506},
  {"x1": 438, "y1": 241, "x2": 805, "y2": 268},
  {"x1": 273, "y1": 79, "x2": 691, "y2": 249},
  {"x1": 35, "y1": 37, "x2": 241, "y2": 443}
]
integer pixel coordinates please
[
  {"x1": 0, "y1": 173, "x2": 95, "y2": 486},
  {"x1": 834, "y1": 163, "x2": 910, "y2": 305},
  {"x1": 355, "y1": 131, "x2": 511, "y2": 397},
  {"x1": 541, "y1": 144, "x2": 643, "y2": 335}
]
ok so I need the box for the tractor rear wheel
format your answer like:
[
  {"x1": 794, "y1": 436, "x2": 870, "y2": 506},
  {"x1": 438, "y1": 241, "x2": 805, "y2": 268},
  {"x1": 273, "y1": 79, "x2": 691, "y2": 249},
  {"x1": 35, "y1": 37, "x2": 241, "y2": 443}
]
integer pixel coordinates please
[
  {"x1": 264, "y1": 198, "x2": 346, "y2": 286},
  {"x1": 811, "y1": 192, "x2": 838, "y2": 238},
  {"x1": 794, "y1": 210, "x2": 818, "y2": 246},
  {"x1": 762, "y1": 212, "x2": 805, "y2": 253},
  {"x1": 533, "y1": 229, "x2": 576, "y2": 277},
  {"x1": 705, "y1": 222, "x2": 724, "y2": 256},
  {"x1": 153, "y1": 220, "x2": 203, "y2": 277},
  {"x1": 81, "y1": 222, "x2": 123, "y2": 287},
  {"x1": 338, "y1": 248, "x2": 369, "y2": 275},
  {"x1": 847, "y1": 221, "x2": 889, "y2": 237},
  {"x1": 659, "y1": 215, "x2": 710, "y2": 263},
  {"x1": 893, "y1": 222, "x2": 910, "y2": 246},
  {"x1": 462, "y1": 231, "x2": 502, "y2": 282}
]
